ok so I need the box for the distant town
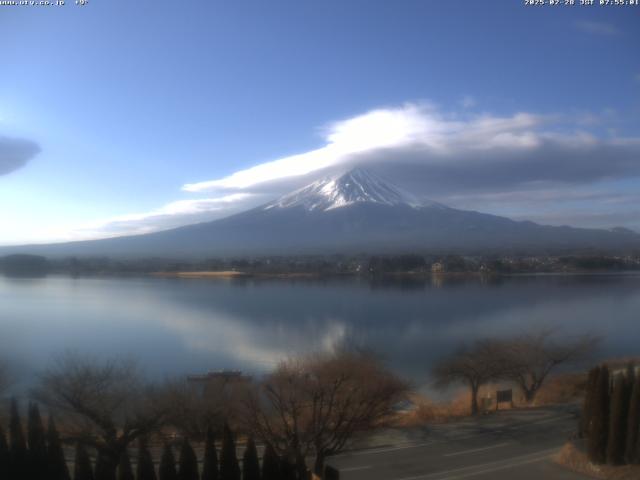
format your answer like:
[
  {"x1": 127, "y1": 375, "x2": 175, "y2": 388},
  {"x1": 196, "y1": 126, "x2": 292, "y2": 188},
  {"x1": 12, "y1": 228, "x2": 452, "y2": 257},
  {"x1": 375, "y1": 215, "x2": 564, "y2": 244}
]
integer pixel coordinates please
[{"x1": 2, "y1": 252, "x2": 640, "y2": 277}]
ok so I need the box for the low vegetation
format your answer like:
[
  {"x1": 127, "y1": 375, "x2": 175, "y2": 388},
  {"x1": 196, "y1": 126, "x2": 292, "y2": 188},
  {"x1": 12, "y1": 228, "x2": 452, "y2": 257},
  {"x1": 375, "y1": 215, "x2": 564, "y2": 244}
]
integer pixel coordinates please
[
  {"x1": 555, "y1": 443, "x2": 640, "y2": 480},
  {"x1": 3, "y1": 252, "x2": 639, "y2": 277},
  {"x1": 432, "y1": 331, "x2": 597, "y2": 415},
  {"x1": 581, "y1": 364, "x2": 640, "y2": 466},
  {"x1": 0, "y1": 334, "x2": 617, "y2": 479},
  {"x1": 0, "y1": 350, "x2": 406, "y2": 479},
  {"x1": 243, "y1": 351, "x2": 408, "y2": 475}
]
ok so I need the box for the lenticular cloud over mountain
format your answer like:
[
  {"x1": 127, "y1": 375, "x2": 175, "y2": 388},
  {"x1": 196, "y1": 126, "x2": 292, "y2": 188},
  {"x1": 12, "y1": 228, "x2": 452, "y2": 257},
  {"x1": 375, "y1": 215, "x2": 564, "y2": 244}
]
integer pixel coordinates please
[{"x1": 182, "y1": 103, "x2": 640, "y2": 200}]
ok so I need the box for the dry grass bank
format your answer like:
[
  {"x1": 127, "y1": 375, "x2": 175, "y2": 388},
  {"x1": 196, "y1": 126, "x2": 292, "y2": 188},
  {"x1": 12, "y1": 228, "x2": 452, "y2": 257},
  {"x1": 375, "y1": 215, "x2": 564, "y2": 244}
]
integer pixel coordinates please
[
  {"x1": 152, "y1": 271, "x2": 249, "y2": 278},
  {"x1": 395, "y1": 374, "x2": 587, "y2": 427},
  {"x1": 555, "y1": 443, "x2": 640, "y2": 480}
]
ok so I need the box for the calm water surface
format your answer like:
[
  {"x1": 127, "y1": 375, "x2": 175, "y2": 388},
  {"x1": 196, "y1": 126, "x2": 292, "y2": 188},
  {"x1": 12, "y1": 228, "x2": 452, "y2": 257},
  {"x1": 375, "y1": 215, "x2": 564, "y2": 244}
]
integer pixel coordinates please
[{"x1": 1, "y1": 273, "x2": 639, "y2": 388}]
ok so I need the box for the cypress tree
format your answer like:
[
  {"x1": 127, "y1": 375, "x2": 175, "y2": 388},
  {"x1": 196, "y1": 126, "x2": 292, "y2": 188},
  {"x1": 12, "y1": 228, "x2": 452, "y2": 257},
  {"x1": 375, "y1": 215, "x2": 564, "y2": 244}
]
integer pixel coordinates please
[
  {"x1": 0, "y1": 422, "x2": 9, "y2": 480},
  {"x1": 201, "y1": 427, "x2": 219, "y2": 480},
  {"x1": 117, "y1": 449, "x2": 135, "y2": 480},
  {"x1": 95, "y1": 451, "x2": 117, "y2": 480},
  {"x1": 117, "y1": 450, "x2": 133, "y2": 480},
  {"x1": 581, "y1": 367, "x2": 600, "y2": 438},
  {"x1": 74, "y1": 443, "x2": 95, "y2": 480},
  {"x1": 242, "y1": 436, "x2": 260, "y2": 480},
  {"x1": 219, "y1": 424, "x2": 240, "y2": 480},
  {"x1": 28, "y1": 403, "x2": 48, "y2": 480},
  {"x1": 607, "y1": 374, "x2": 630, "y2": 465},
  {"x1": 137, "y1": 438, "x2": 157, "y2": 480},
  {"x1": 47, "y1": 416, "x2": 71, "y2": 480},
  {"x1": 625, "y1": 368, "x2": 640, "y2": 464},
  {"x1": 588, "y1": 365, "x2": 610, "y2": 464},
  {"x1": 9, "y1": 398, "x2": 28, "y2": 479},
  {"x1": 178, "y1": 438, "x2": 199, "y2": 480},
  {"x1": 260, "y1": 444, "x2": 279, "y2": 480},
  {"x1": 279, "y1": 456, "x2": 296, "y2": 480},
  {"x1": 159, "y1": 444, "x2": 178, "y2": 480}
]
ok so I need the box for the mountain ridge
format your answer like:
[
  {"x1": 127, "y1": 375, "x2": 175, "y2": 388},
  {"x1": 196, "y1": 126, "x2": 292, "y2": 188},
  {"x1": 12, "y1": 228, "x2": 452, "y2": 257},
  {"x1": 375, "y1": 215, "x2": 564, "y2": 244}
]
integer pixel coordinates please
[{"x1": 1, "y1": 168, "x2": 638, "y2": 258}]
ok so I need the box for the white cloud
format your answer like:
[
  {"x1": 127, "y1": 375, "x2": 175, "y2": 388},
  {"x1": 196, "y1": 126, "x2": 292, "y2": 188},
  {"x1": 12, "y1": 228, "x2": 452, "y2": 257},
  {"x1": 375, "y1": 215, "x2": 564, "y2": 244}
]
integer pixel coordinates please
[
  {"x1": 575, "y1": 20, "x2": 621, "y2": 36},
  {"x1": 183, "y1": 104, "x2": 548, "y2": 193},
  {"x1": 17, "y1": 102, "x2": 639, "y2": 244},
  {"x1": 183, "y1": 103, "x2": 439, "y2": 191}
]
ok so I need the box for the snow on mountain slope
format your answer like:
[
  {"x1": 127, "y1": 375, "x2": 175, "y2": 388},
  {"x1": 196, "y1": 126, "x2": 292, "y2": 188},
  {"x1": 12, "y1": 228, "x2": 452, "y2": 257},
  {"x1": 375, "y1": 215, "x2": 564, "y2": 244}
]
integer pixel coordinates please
[{"x1": 264, "y1": 168, "x2": 444, "y2": 211}]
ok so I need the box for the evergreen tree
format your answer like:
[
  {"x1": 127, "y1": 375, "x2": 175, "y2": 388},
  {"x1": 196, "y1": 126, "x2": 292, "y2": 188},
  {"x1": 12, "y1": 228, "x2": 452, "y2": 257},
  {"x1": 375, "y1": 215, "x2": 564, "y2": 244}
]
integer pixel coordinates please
[
  {"x1": 159, "y1": 444, "x2": 178, "y2": 480},
  {"x1": 607, "y1": 374, "x2": 630, "y2": 465},
  {"x1": 95, "y1": 451, "x2": 117, "y2": 480},
  {"x1": 28, "y1": 403, "x2": 48, "y2": 480},
  {"x1": 588, "y1": 365, "x2": 610, "y2": 464},
  {"x1": 9, "y1": 398, "x2": 28, "y2": 479},
  {"x1": 178, "y1": 438, "x2": 199, "y2": 480},
  {"x1": 137, "y1": 438, "x2": 157, "y2": 480},
  {"x1": 581, "y1": 367, "x2": 600, "y2": 437},
  {"x1": 279, "y1": 456, "x2": 296, "y2": 480},
  {"x1": 201, "y1": 427, "x2": 219, "y2": 480},
  {"x1": 47, "y1": 416, "x2": 71, "y2": 480},
  {"x1": 260, "y1": 444, "x2": 280, "y2": 480},
  {"x1": 0, "y1": 422, "x2": 9, "y2": 480},
  {"x1": 74, "y1": 443, "x2": 95, "y2": 480},
  {"x1": 220, "y1": 423, "x2": 240, "y2": 480},
  {"x1": 242, "y1": 436, "x2": 260, "y2": 480},
  {"x1": 625, "y1": 368, "x2": 640, "y2": 464},
  {"x1": 117, "y1": 449, "x2": 135, "y2": 480}
]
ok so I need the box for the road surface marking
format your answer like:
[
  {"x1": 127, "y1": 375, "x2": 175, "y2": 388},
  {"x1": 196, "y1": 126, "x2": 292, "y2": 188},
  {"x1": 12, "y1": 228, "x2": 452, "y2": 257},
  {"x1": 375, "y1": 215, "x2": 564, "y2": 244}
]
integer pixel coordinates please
[
  {"x1": 393, "y1": 448, "x2": 558, "y2": 480},
  {"x1": 340, "y1": 465, "x2": 372, "y2": 472},
  {"x1": 438, "y1": 452, "x2": 554, "y2": 479},
  {"x1": 442, "y1": 442, "x2": 510, "y2": 457}
]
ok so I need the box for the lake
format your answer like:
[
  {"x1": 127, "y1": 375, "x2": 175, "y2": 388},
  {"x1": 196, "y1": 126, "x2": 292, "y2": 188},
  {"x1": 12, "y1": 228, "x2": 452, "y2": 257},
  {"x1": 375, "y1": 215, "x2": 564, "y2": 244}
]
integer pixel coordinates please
[{"x1": 1, "y1": 273, "x2": 639, "y2": 390}]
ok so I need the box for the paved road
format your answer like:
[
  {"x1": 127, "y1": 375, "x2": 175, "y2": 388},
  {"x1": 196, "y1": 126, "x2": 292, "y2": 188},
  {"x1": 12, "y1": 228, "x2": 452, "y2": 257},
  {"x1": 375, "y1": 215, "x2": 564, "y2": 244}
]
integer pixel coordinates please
[{"x1": 326, "y1": 406, "x2": 588, "y2": 480}]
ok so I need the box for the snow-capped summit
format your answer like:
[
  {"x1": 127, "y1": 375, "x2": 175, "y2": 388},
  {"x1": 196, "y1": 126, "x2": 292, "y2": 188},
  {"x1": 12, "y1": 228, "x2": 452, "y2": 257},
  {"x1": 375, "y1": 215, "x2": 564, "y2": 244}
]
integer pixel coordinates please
[{"x1": 265, "y1": 168, "x2": 439, "y2": 211}]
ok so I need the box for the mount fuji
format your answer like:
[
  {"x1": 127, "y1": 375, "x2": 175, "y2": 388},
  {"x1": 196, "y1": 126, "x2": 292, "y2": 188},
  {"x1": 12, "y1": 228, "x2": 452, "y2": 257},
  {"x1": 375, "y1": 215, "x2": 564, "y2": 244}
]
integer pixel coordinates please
[{"x1": 2, "y1": 168, "x2": 639, "y2": 258}]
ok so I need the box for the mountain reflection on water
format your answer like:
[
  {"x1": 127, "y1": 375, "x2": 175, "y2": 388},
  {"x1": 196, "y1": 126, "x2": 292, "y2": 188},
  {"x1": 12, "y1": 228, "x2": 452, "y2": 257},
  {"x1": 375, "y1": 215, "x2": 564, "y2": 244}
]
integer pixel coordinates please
[{"x1": 0, "y1": 273, "x2": 638, "y2": 390}]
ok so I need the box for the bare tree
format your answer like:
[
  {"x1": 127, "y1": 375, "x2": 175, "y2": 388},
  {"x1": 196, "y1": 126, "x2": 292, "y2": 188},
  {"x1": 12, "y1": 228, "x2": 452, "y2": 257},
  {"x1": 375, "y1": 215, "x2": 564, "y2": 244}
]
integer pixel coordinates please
[
  {"x1": 243, "y1": 350, "x2": 408, "y2": 475},
  {"x1": 33, "y1": 353, "x2": 165, "y2": 480},
  {"x1": 155, "y1": 375, "x2": 250, "y2": 439},
  {"x1": 493, "y1": 331, "x2": 599, "y2": 403},
  {"x1": 432, "y1": 340, "x2": 502, "y2": 415}
]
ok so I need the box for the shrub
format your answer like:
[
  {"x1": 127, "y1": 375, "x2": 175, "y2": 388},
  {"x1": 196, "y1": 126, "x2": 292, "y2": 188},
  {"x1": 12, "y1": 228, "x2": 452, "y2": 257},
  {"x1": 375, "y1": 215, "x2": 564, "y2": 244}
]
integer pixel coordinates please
[
  {"x1": 136, "y1": 438, "x2": 157, "y2": 480},
  {"x1": 242, "y1": 437, "x2": 260, "y2": 480},
  {"x1": 47, "y1": 416, "x2": 71, "y2": 480},
  {"x1": 588, "y1": 365, "x2": 610, "y2": 464},
  {"x1": 159, "y1": 444, "x2": 178, "y2": 480},
  {"x1": 178, "y1": 438, "x2": 199, "y2": 480},
  {"x1": 201, "y1": 427, "x2": 219, "y2": 480},
  {"x1": 74, "y1": 443, "x2": 95, "y2": 480},
  {"x1": 220, "y1": 424, "x2": 240, "y2": 480}
]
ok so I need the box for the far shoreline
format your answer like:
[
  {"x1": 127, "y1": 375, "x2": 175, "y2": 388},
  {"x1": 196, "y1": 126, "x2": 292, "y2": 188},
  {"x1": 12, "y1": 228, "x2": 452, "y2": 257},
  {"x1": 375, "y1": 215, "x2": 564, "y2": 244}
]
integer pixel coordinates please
[
  {"x1": 148, "y1": 270, "x2": 640, "y2": 281},
  {"x1": 150, "y1": 270, "x2": 329, "y2": 279}
]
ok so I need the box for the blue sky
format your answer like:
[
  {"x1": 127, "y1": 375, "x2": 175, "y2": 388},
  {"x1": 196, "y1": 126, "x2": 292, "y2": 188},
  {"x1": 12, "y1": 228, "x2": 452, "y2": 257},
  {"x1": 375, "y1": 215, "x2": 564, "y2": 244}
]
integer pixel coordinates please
[{"x1": 1, "y1": 0, "x2": 639, "y2": 245}]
